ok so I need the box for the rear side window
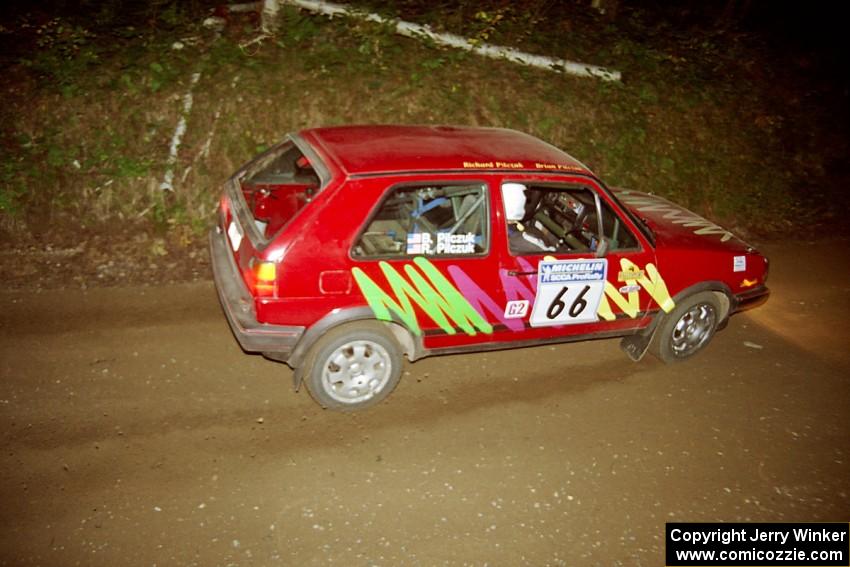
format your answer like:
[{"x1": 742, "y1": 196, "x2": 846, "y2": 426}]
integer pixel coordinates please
[
  {"x1": 240, "y1": 141, "x2": 320, "y2": 240},
  {"x1": 353, "y1": 183, "x2": 489, "y2": 258}
]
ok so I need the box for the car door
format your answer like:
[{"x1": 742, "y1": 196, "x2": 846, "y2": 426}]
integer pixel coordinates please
[
  {"x1": 348, "y1": 175, "x2": 510, "y2": 351},
  {"x1": 494, "y1": 177, "x2": 672, "y2": 343}
]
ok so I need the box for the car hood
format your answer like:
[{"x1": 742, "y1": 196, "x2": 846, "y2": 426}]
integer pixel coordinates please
[{"x1": 612, "y1": 188, "x2": 752, "y2": 253}]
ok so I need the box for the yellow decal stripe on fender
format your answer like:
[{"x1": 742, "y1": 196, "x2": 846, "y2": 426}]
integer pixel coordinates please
[{"x1": 597, "y1": 260, "x2": 675, "y2": 320}]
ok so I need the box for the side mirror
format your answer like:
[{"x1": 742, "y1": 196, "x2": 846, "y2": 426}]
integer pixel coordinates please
[{"x1": 595, "y1": 238, "x2": 609, "y2": 258}]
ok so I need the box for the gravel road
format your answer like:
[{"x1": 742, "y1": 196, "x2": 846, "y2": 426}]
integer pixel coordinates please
[{"x1": 1, "y1": 239, "x2": 848, "y2": 566}]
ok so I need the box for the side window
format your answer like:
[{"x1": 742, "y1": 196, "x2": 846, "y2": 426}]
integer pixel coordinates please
[
  {"x1": 353, "y1": 183, "x2": 489, "y2": 258},
  {"x1": 502, "y1": 183, "x2": 637, "y2": 255},
  {"x1": 596, "y1": 198, "x2": 638, "y2": 251}
]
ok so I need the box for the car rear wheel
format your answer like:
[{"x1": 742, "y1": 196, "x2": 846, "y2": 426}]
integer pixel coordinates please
[
  {"x1": 650, "y1": 291, "x2": 721, "y2": 363},
  {"x1": 303, "y1": 322, "x2": 403, "y2": 411}
]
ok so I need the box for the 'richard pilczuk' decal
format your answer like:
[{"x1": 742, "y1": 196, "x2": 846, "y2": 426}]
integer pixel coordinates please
[
  {"x1": 351, "y1": 257, "x2": 493, "y2": 336},
  {"x1": 529, "y1": 259, "x2": 607, "y2": 327}
]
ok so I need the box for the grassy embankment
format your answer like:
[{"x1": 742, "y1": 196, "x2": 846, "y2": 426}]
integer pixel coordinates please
[{"x1": 1, "y1": 3, "x2": 837, "y2": 246}]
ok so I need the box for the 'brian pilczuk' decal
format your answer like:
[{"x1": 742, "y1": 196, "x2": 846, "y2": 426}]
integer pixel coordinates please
[{"x1": 351, "y1": 257, "x2": 493, "y2": 336}]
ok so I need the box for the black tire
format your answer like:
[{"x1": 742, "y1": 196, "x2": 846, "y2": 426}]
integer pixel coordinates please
[
  {"x1": 650, "y1": 291, "x2": 721, "y2": 363},
  {"x1": 302, "y1": 322, "x2": 403, "y2": 411}
]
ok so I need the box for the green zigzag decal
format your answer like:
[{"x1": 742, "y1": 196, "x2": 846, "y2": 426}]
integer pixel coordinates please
[{"x1": 352, "y1": 257, "x2": 493, "y2": 336}]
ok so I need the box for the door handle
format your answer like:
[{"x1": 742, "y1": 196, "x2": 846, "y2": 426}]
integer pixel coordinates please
[{"x1": 507, "y1": 270, "x2": 538, "y2": 276}]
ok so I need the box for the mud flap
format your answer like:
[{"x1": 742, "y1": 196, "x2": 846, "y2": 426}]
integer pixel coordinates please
[
  {"x1": 262, "y1": 351, "x2": 303, "y2": 391},
  {"x1": 619, "y1": 325, "x2": 657, "y2": 362},
  {"x1": 292, "y1": 366, "x2": 304, "y2": 392}
]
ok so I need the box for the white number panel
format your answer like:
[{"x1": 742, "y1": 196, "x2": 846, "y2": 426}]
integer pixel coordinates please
[{"x1": 529, "y1": 259, "x2": 608, "y2": 327}]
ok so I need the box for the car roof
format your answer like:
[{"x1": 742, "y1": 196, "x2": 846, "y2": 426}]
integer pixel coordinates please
[{"x1": 298, "y1": 125, "x2": 593, "y2": 177}]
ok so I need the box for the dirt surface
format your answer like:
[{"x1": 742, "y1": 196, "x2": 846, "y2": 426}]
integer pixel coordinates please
[
  {"x1": 1, "y1": 238, "x2": 848, "y2": 566},
  {"x1": 0, "y1": 223, "x2": 210, "y2": 291}
]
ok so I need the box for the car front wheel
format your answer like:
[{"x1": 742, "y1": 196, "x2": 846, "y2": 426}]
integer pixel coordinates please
[
  {"x1": 303, "y1": 322, "x2": 403, "y2": 411},
  {"x1": 650, "y1": 291, "x2": 721, "y2": 363}
]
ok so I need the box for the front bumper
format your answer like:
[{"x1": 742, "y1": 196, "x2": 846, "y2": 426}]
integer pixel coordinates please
[
  {"x1": 209, "y1": 227, "x2": 304, "y2": 358},
  {"x1": 732, "y1": 285, "x2": 770, "y2": 314}
]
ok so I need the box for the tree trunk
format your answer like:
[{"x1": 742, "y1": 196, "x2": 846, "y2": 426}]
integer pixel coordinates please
[{"x1": 262, "y1": 0, "x2": 279, "y2": 34}]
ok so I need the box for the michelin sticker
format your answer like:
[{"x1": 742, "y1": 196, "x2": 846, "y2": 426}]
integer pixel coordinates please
[{"x1": 530, "y1": 259, "x2": 608, "y2": 327}]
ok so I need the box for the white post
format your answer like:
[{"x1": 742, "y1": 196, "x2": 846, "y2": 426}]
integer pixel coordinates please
[
  {"x1": 159, "y1": 72, "x2": 202, "y2": 193},
  {"x1": 283, "y1": 0, "x2": 621, "y2": 81},
  {"x1": 262, "y1": 0, "x2": 280, "y2": 34}
]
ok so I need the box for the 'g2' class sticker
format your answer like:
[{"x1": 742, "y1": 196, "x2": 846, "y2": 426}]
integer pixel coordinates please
[
  {"x1": 530, "y1": 259, "x2": 607, "y2": 327},
  {"x1": 504, "y1": 300, "x2": 529, "y2": 319}
]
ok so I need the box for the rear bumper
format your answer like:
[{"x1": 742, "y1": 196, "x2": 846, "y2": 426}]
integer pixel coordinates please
[
  {"x1": 732, "y1": 285, "x2": 770, "y2": 314},
  {"x1": 209, "y1": 227, "x2": 304, "y2": 357}
]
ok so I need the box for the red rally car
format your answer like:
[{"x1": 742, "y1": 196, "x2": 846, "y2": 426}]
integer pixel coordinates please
[{"x1": 210, "y1": 125, "x2": 769, "y2": 410}]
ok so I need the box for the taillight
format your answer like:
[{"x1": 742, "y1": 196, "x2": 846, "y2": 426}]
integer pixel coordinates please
[
  {"x1": 253, "y1": 260, "x2": 277, "y2": 297},
  {"x1": 219, "y1": 194, "x2": 230, "y2": 220}
]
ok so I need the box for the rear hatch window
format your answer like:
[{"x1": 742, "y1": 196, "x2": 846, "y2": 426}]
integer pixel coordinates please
[{"x1": 235, "y1": 140, "x2": 322, "y2": 244}]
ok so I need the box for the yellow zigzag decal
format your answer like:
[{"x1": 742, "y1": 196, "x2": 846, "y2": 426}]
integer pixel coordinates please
[{"x1": 597, "y1": 259, "x2": 675, "y2": 321}]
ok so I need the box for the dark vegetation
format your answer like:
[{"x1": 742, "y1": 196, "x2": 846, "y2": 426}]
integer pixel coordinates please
[{"x1": 0, "y1": 0, "x2": 847, "y2": 285}]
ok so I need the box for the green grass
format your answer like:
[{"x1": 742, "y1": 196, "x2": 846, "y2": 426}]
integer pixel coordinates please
[{"x1": 0, "y1": 3, "x2": 841, "y2": 238}]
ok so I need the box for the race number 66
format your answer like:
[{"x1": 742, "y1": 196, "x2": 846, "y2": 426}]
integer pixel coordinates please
[
  {"x1": 529, "y1": 259, "x2": 607, "y2": 327},
  {"x1": 547, "y1": 285, "x2": 590, "y2": 319}
]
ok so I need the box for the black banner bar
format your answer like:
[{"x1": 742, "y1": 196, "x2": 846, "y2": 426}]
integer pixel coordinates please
[{"x1": 666, "y1": 523, "x2": 849, "y2": 566}]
